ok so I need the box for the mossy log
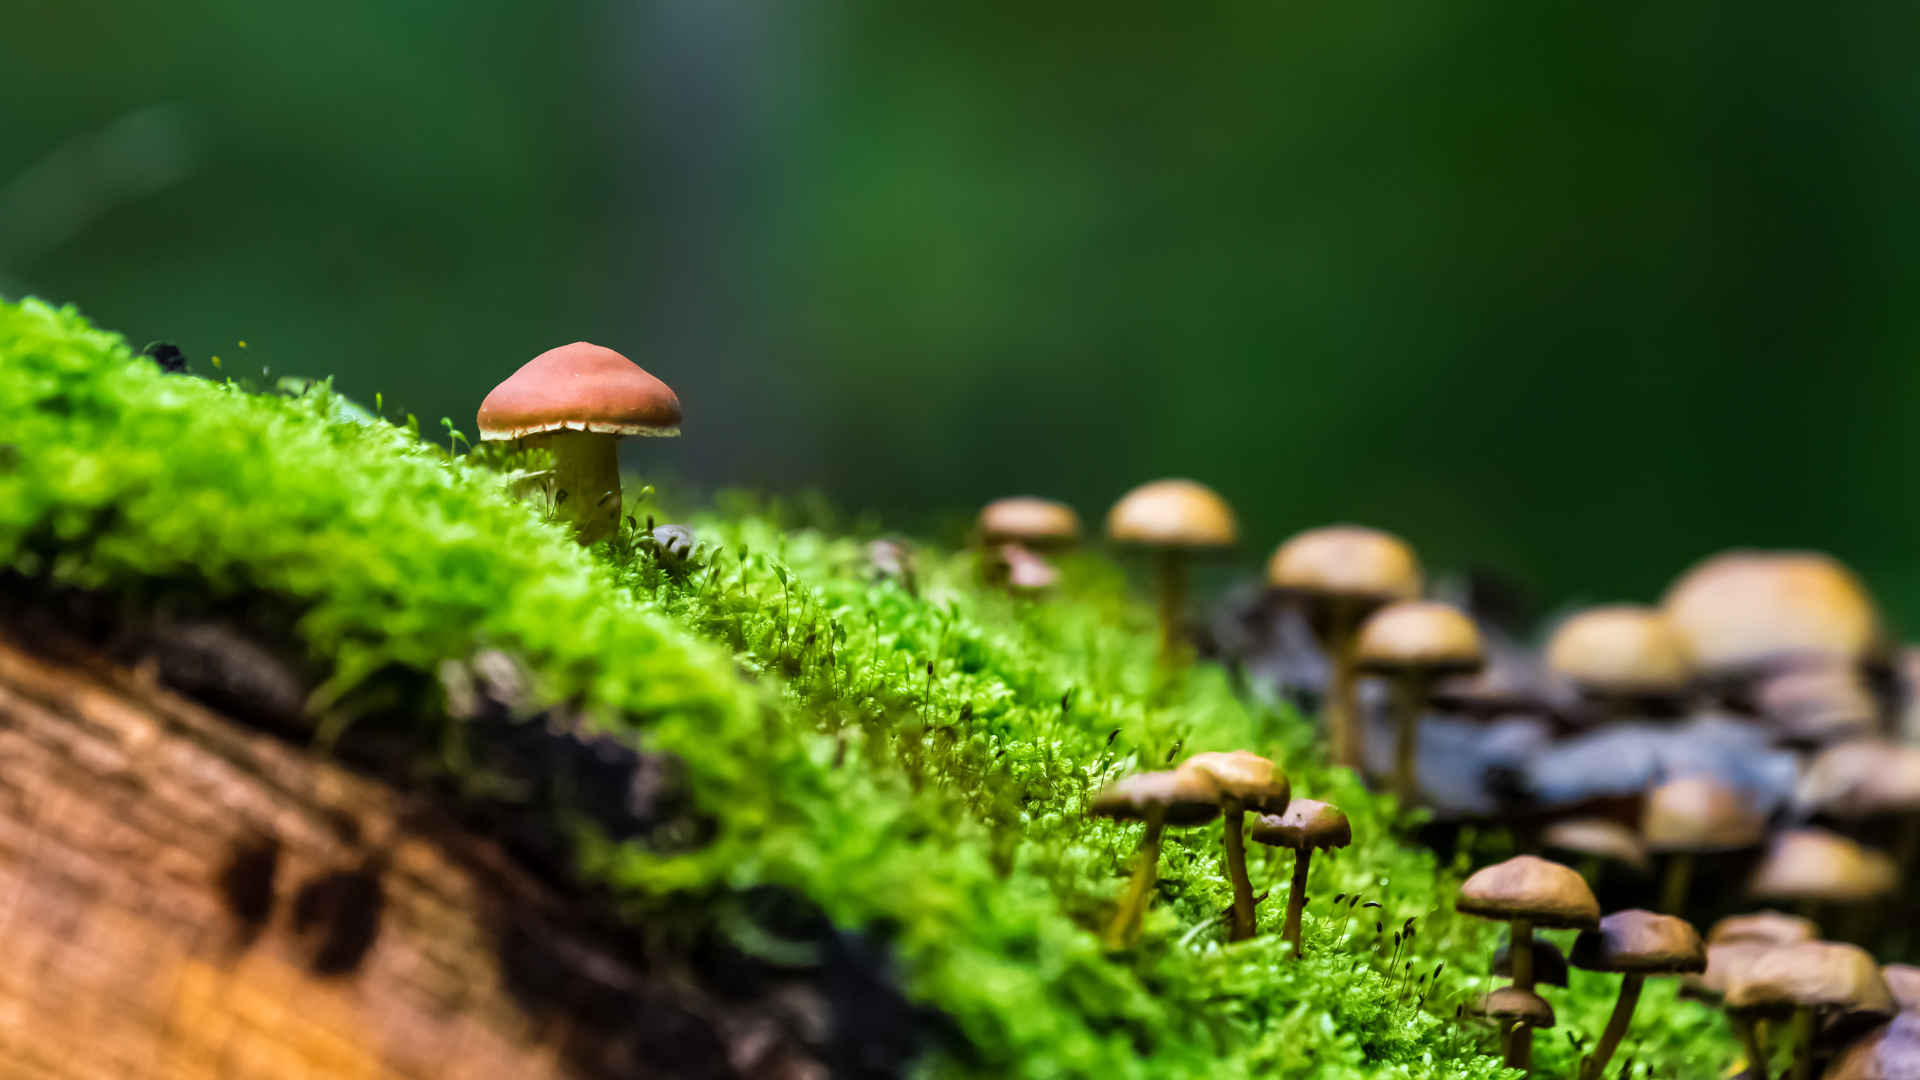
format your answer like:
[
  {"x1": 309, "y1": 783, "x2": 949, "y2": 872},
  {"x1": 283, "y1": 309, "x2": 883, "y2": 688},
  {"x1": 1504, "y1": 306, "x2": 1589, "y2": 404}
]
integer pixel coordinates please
[{"x1": 0, "y1": 635, "x2": 827, "y2": 1080}]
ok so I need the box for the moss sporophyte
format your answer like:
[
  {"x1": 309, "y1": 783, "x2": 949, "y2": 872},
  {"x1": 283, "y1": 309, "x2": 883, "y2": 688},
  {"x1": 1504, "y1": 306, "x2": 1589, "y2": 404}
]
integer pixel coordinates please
[{"x1": 0, "y1": 296, "x2": 1747, "y2": 1078}]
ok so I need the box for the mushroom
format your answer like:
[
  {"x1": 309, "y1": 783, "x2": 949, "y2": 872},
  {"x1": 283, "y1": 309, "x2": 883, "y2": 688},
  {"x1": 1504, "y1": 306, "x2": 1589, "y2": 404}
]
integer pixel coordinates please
[
  {"x1": 1642, "y1": 775, "x2": 1768, "y2": 915},
  {"x1": 978, "y1": 497, "x2": 1080, "y2": 592},
  {"x1": 1494, "y1": 938, "x2": 1571, "y2": 988},
  {"x1": 1823, "y1": 1012, "x2": 1920, "y2": 1080},
  {"x1": 1884, "y1": 965, "x2": 1920, "y2": 1014},
  {"x1": 1249, "y1": 798, "x2": 1351, "y2": 958},
  {"x1": 1749, "y1": 829, "x2": 1897, "y2": 911},
  {"x1": 1456, "y1": 855, "x2": 1600, "y2": 1069},
  {"x1": 1480, "y1": 986, "x2": 1556, "y2": 1048},
  {"x1": 1758, "y1": 662, "x2": 1881, "y2": 748},
  {"x1": 1090, "y1": 769, "x2": 1222, "y2": 947},
  {"x1": 1568, "y1": 909, "x2": 1707, "y2": 1080},
  {"x1": 1709, "y1": 911, "x2": 1821, "y2": 949},
  {"x1": 1105, "y1": 480, "x2": 1237, "y2": 664},
  {"x1": 476, "y1": 342, "x2": 681, "y2": 545},
  {"x1": 1544, "y1": 605, "x2": 1694, "y2": 720},
  {"x1": 1179, "y1": 751, "x2": 1290, "y2": 942},
  {"x1": 1662, "y1": 551, "x2": 1880, "y2": 690},
  {"x1": 1267, "y1": 526, "x2": 1421, "y2": 771},
  {"x1": 1726, "y1": 941, "x2": 1896, "y2": 1080},
  {"x1": 1798, "y1": 740, "x2": 1920, "y2": 872},
  {"x1": 1542, "y1": 818, "x2": 1652, "y2": 880},
  {"x1": 1353, "y1": 600, "x2": 1484, "y2": 802}
]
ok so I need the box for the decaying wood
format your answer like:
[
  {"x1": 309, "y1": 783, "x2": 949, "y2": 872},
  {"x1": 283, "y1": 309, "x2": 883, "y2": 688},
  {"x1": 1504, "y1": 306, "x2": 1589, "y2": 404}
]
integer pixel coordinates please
[{"x1": 0, "y1": 635, "x2": 830, "y2": 1080}]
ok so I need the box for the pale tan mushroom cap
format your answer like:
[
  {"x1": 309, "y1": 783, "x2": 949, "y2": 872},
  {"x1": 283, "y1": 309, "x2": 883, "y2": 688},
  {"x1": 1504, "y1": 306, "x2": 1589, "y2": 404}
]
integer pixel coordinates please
[
  {"x1": 1481, "y1": 987, "x2": 1556, "y2": 1029},
  {"x1": 476, "y1": 342, "x2": 682, "y2": 439},
  {"x1": 1800, "y1": 741, "x2": 1920, "y2": 819},
  {"x1": 1661, "y1": 551, "x2": 1879, "y2": 673},
  {"x1": 1570, "y1": 909, "x2": 1707, "y2": 975},
  {"x1": 979, "y1": 497, "x2": 1082, "y2": 552},
  {"x1": 1090, "y1": 769, "x2": 1223, "y2": 827},
  {"x1": 1457, "y1": 855, "x2": 1600, "y2": 929},
  {"x1": 1726, "y1": 941, "x2": 1895, "y2": 1016},
  {"x1": 1266, "y1": 525, "x2": 1422, "y2": 601},
  {"x1": 1105, "y1": 479, "x2": 1237, "y2": 548},
  {"x1": 1642, "y1": 776, "x2": 1767, "y2": 854},
  {"x1": 1545, "y1": 606, "x2": 1693, "y2": 696},
  {"x1": 1542, "y1": 818, "x2": 1651, "y2": 874},
  {"x1": 1749, "y1": 829, "x2": 1898, "y2": 905},
  {"x1": 1354, "y1": 601, "x2": 1485, "y2": 675},
  {"x1": 1249, "y1": 799, "x2": 1352, "y2": 851},
  {"x1": 1709, "y1": 911, "x2": 1819, "y2": 949},
  {"x1": 1695, "y1": 942, "x2": 1778, "y2": 997},
  {"x1": 1177, "y1": 751, "x2": 1290, "y2": 815},
  {"x1": 1759, "y1": 663, "x2": 1879, "y2": 745},
  {"x1": 1885, "y1": 965, "x2": 1920, "y2": 1014}
]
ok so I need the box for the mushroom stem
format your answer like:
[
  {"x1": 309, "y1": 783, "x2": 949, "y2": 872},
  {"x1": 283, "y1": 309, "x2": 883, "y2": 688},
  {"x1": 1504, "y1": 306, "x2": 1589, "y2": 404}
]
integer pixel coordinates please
[
  {"x1": 528, "y1": 429, "x2": 622, "y2": 546},
  {"x1": 1506, "y1": 918, "x2": 1535, "y2": 1069},
  {"x1": 1105, "y1": 811, "x2": 1167, "y2": 948},
  {"x1": 1221, "y1": 802, "x2": 1258, "y2": 942},
  {"x1": 1281, "y1": 845, "x2": 1313, "y2": 957},
  {"x1": 1323, "y1": 600, "x2": 1365, "y2": 771},
  {"x1": 1734, "y1": 1015, "x2": 1769, "y2": 1080},
  {"x1": 1389, "y1": 672, "x2": 1431, "y2": 804},
  {"x1": 1154, "y1": 548, "x2": 1188, "y2": 666},
  {"x1": 1658, "y1": 852, "x2": 1694, "y2": 916},
  {"x1": 1579, "y1": 973, "x2": 1645, "y2": 1080},
  {"x1": 1790, "y1": 1005, "x2": 1812, "y2": 1080}
]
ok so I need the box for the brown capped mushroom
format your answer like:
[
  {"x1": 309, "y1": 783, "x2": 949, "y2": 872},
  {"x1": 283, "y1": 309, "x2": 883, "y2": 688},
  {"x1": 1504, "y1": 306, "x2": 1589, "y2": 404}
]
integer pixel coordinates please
[
  {"x1": 1727, "y1": 941, "x2": 1896, "y2": 1080},
  {"x1": 1480, "y1": 986, "x2": 1556, "y2": 1046},
  {"x1": 1457, "y1": 855, "x2": 1600, "y2": 1069},
  {"x1": 1267, "y1": 526, "x2": 1421, "y2": 771},
  {"x1": 1091, "y1": 769, "x2": 1222, "y2": 947},
  {"x1": 978, "y1": 497, "x2": 1080, "y2": 593},
  {"x1": 1355, "y1": 600, "x2": 1483, "y2": 803},
  {"x1": 1710, "y1": 911, "x2": 1821, "y2": 949},
  {"x1": 1758, "y1": 662, "x2": 1881, "y2": 748},
  {"x1": 1106, "y1": 480, "x2": 1237, "y2": 664},
  {"x1": 1494, "y1": 938, "x2": 1570, "y2": 988},
  {"x1": 1643, "y1": 776, "x2": 1768, "y2": 915},
  {"x1": 1663, "y1": 551, "x2": 1879, "y2": 678},
  {"x1": 477, "y1": 342, "x2": 681, "y2": 545},
  {"x1": 1545, "y1": 605, "x2": 1694, "y2": 718},
  {"x1": 1250, "y1": 799, "x2": 1351, "y2": 958},
  {"x1": 1884, "y1": 965, "x2": 1920, "y2": 1014},
  {"x1": 1749, "y1": 829, "x2": 1898, "y2": 907},
  {"x1": 1568, "y1": 910, "x2": 1706, "y2": 1080},
  {"x1": 1543, "y1": 818, "x2": 1652, "y2": 878},
  {"x1": 1179, "y1": 751, "x2": 1290, "y2": 942}
]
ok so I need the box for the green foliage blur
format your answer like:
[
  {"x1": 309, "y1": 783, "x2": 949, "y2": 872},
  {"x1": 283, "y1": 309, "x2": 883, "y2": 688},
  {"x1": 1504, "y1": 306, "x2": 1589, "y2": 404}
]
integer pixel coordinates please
[{"x1": 8, "y1": 0, "x2": 1920, "y2": 630}]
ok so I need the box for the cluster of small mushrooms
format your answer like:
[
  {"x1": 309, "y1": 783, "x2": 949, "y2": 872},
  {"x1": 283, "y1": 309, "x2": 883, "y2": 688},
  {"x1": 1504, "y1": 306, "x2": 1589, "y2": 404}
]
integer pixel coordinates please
[{"x1": 475, "y1": 347, "x2": 1920, "y2": 1076}]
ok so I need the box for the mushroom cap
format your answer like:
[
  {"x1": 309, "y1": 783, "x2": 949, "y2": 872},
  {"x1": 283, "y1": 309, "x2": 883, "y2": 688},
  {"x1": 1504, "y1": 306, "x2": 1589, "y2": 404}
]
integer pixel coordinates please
[
  {"x1": 1749, "y1": 829, "x2": 1898, "y2": 905},
  {"x1": 1694, "y1": 941, "x2": 1779, "y2": 998},
  {"x1": 1494, "y1": 938, "x2": 1571, "y2": 988},
  {"x1": 1090, "y1": 769, "x2": 1223, "y2": 827},
  {"x1": 1178, "y1": 751, "x2": 1290, "y2": 815},
  {"x1": 1662, "y1": 551, "x2": 1879, "y2": 674},
  {"x1": 1545, "y1": 606, "x2": 1693, "y2": 696},
  {"x1": 476, "y1": 342, "x2": 681, "y2": 440},
  {"x1": 1709, "y1": 911, "x2": 1820, "y2": 949},
  {"x1": 1457, "y1": 855, "x2": 1601, "y2": 929},
  {"x1": 1570, "y1": 909, "x2": 1707, "y2": 975},
  {"x1": 1481, "y1": 987, "x2": 1556, "y2": 1029},
  {"x1": 1541, "y1": 818, "x2": 1651, "y2": 874},
  {"x1": 1354, "y1": 601, "x2": 1485, "y2": 676},
  {"x1": 1266, "y1": 525, "x2": 1422, "y2": 602},
  {"x1": 1823, "y1": 1013, "x2": 1920, "y2": 1080},
  {"x1": 1105, "y1": 480, "x2": 1237, "y2": 548},
  {"x1": 1641, "y1": 776, "x2": 1768, "y2": 854},
  {"x1": 1800, "y1": 741, "x2": 1920, "y2": 819},
  {"x1": 1885, "y1": 966, "x2": 1920, "y2": 1014},
  {"x1": 1726, "y1": 941, "x2": 1896, "y2": 1018},
  {"x1": 1759, "y1": 664, "x2": 1880, "y2": 746},
  {"x1": 979, "y1": 497, "x2": 1081, "y2": 552},
  {"x1": 1249, "y1": 799, "x2": 1352, "y2": 851},
  {"x1": 1000, "y1": 544, "x2": 1059, "y2": 593}
]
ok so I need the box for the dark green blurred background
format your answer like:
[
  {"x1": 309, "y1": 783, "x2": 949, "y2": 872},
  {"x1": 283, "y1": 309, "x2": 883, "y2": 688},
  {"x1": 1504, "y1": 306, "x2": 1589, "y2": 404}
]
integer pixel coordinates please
[{"x1": 7, "y1": 1, "x2": 1920, "y2": 629}]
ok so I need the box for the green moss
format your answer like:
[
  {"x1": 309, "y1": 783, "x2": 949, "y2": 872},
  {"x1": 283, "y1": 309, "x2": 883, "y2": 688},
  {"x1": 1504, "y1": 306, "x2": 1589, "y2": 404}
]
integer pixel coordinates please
[{"x1": 0, "y1": 296, "x2": 1737, "y2": 1078}]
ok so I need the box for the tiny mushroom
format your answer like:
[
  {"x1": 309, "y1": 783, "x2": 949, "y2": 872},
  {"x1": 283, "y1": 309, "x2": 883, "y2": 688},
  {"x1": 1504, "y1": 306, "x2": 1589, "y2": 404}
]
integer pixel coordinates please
[
  {"x1": 1798, "y1": 741, "x2": 1920, "y2": 874},
  {"x1": 1727, "y1": 941, "x2": 1896, "y2": 1080},
  {"x1": 1179, "y1": 751, "x2": 1290, "y2": 942},
  {"x1": 1757, "y1": 662, "x2": 1881, "y2": 748},
  {"x1": 1823, "y1": 1012, "x2": 1920, "y2": 1080},
  {"x1": 1481, "y1": 986, "x2": 1556, "y2": 1042},
  {"x1": 1091, "y1": 769, "x2": 1222, "y2": 948},
  {"x1": 1543, "y1": 818, "x2": 1653, "y2": 879},
  {"x1": 978, "y1": 496, "x2": 1081, "y2": 593},
  {"x1": 1709, "y1": 911, "x2": 1821, "y2": 949},
  {"x1": 1643, "y1": 775, "x2": 1768, "y2": 916},
  {"x1": 1749, "y1": 829, "x2": 1898, "y2": 909},
  {"x1": 1267, "y1": 526, "x2": 1422, "y2": 771},
  {"x1": 1456, "y1": 855, "x2": 1600, "y2": 1070},
  {"x1": 1545, "y1": 605, "x2": 1694, "y2": 719},
  {"x1": 1354, "y1": 600, "x2": 1484, "y2": 802},
  {"x1": 1885, "y1": 965, "x2": 1920, "y2": 1014},
  {"x1": 1568, "y1": 909, "x2": 1707, "y2": 1080},
  {"x1": 477, "y1": 342, "x2": 681, "y2": 546},
  {"x1": 1662, "y1": 551, "x2": 1879, "y2": 680},
  {"x1": 1250, "y1": 798, "x2": 1351, "y2": 958},
  {"x1": 1106, "y1": 480, "x2": 1238, "y2": 664},
  {"x1": 1494, "y1": 938, "x2": 1571, "y2": 989}
]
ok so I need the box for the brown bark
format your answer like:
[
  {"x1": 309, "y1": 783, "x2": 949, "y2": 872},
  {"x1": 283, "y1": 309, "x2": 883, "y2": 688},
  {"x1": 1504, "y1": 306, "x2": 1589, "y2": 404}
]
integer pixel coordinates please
[{"x1": 0, "y1": 635, "x2": 827, "y2": 1080}]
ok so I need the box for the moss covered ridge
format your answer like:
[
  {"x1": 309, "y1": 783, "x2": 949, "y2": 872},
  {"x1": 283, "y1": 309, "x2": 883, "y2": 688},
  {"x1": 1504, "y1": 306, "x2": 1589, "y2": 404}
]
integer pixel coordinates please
[{"x1": 0, "y1": 297, "x2": 1733, "y2": 1078}]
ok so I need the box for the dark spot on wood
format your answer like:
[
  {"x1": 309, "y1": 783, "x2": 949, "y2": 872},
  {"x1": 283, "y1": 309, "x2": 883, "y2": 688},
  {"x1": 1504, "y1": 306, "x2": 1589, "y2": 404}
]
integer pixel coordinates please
[
  {"x1": 218, "y1": 833, "x2": 279, "y2": 933},
  {"x1": 293, "y1": 867, "x2": 383, "y2": 975}
]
